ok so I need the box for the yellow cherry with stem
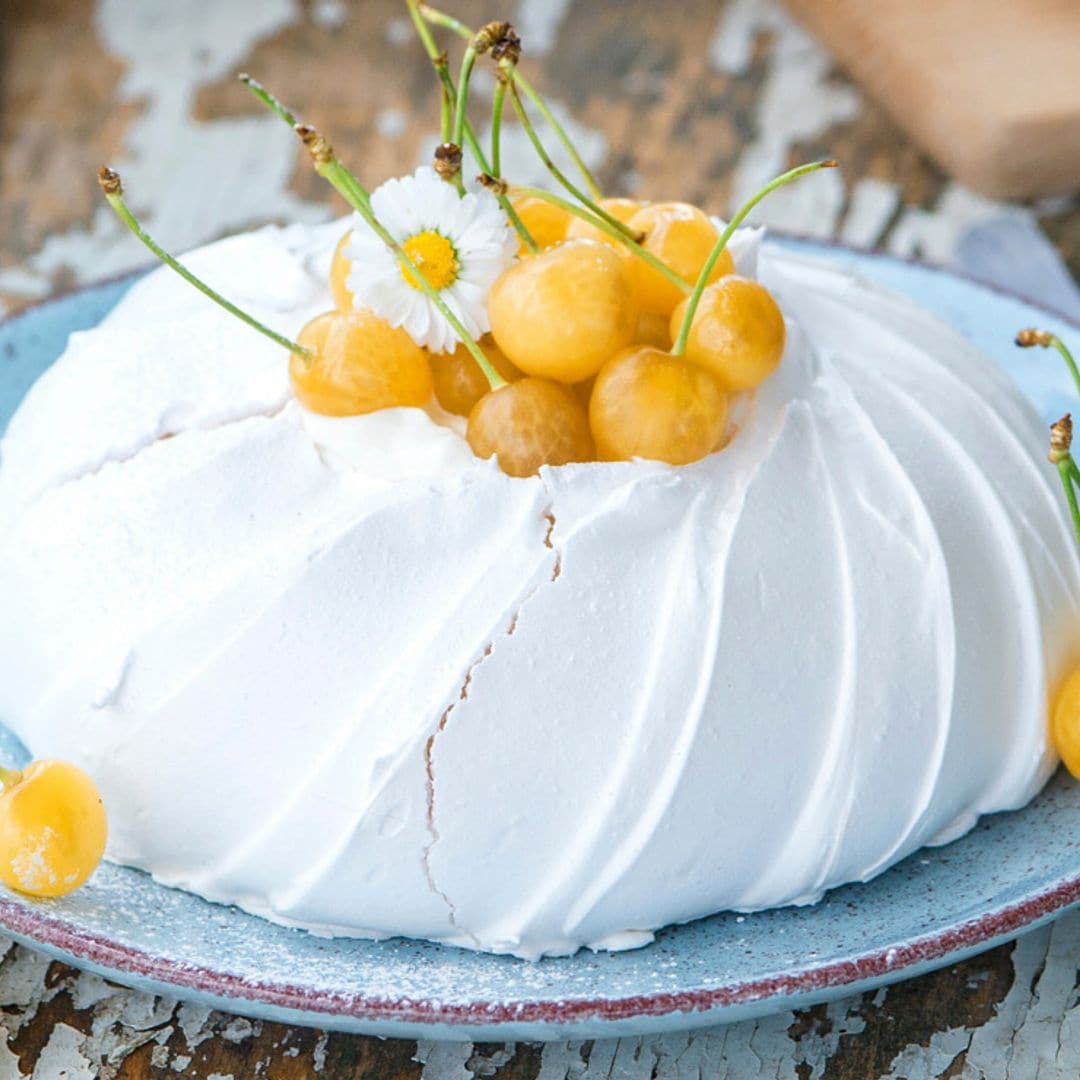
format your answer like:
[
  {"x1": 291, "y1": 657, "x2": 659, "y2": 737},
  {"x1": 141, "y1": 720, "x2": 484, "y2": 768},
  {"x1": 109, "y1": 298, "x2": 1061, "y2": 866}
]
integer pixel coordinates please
[
  {"x1": 670, "y1": 276, "x2": 786, "y2": 392},
  {"x1": 468, "y1": 378, "x2": 594, "y2": 477},
  {"x1": 589, "y1": 346, "x2": 728, "y2": 465},
  {"x1": 487, "y1": 238, "x2": 637, "y2": 383},
  {"x1": 670, "y1": 159, "x2": 839, "y2": 368},
  {"x1": 0, "y1": 761, "x2": 107, "y2": 898},
  {"x1": 624, "y1": 202, "x2": 734, "y2": 317},
  {"x1": 431, "y1": 338, "x2": 521, "y2": 417}
]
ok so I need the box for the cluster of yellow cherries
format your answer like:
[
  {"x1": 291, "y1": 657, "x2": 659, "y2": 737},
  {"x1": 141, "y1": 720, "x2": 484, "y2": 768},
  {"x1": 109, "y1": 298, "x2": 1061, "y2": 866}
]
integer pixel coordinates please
[
  {"x1": 313, "y1": 191, "x2": 794, "y2": 477},
  {"x1": 96, "y1": 6, "x2": 833, "y2": 480}
]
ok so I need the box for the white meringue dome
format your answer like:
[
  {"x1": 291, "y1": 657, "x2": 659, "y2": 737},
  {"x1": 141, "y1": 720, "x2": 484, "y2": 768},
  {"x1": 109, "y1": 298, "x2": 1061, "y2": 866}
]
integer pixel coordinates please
[{"x1": 0, "y1": 222, "x2": 1078, "y2": 960}]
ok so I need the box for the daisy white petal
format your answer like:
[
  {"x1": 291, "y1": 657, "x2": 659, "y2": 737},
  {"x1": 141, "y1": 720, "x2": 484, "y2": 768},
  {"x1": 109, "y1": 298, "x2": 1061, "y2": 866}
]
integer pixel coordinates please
[{"x1": 343, "y1": 167, "x2": 517, "y2": 352}]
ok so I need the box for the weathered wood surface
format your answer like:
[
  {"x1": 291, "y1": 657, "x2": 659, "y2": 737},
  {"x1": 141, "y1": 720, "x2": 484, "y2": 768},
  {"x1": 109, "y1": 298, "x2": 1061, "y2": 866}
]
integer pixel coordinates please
[{"x1": 1, "y1": 0, "x2": 1079, "y2": 1076}]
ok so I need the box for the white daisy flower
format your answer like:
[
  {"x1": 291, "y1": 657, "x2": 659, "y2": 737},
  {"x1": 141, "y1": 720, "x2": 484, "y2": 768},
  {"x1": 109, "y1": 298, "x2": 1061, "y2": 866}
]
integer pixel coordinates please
[{"x1": 344, "y1": 167, "x2": 518, "y2": 354}]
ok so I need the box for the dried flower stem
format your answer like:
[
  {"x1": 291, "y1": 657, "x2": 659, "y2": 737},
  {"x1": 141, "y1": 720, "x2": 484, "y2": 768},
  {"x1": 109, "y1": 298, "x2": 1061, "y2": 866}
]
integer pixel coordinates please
[
  {"x1": 97, "y1": 166, "x2": 310, "y2": 359},
  {"x1": 297, "y1": 127, "x2": 505, "y2": 391},
  {"x1": 672, "y1": 160, "x2": 838, "y2": 356},
  {"x1": 420, "y1": 3, "x2": 602, "y2": 199}
]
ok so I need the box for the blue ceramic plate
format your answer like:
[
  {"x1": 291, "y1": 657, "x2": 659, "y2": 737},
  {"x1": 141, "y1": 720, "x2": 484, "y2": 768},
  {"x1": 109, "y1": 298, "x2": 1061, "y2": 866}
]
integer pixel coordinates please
[{"x1": 1, "y1": 239, "x2": 1080, "y2": 1043}]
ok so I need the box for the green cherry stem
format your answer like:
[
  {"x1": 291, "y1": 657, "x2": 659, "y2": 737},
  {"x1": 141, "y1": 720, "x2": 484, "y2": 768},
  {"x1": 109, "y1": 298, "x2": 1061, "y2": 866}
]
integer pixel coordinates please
[
  {"x1": 1050, "y1": 415, "x2": 1080, "y2": 548},
  {"x1": 398, "y1": 8, "x2": 536, "y2": 250},
  {"x1": 1059, "y1": 460, "x2": 1080, "y2": 547},
  {"x1": 501, "y1": 182, "x2": 690, "y2": 292},
  {"x1": 1016, "y1": 328, "x2": 1080, "y2": 399},
  {"x1": 404, "y1": 0, "x2": 443, "y2": 65},
  {"x1": 420, "y1": 3, "x2": 602, "y2": 199},
  {"x1": 97, "y1": 167, "x2": 311, "y2": 360},
  {"x1": 239, "y1": 73, "x2": 296, "y2": 125},
  {"x1": 239, "y1": 75, "x2": 372, "y2": 212},
  {"x1": 491, "y1": 74, "x2": 508, "y2": 178},
  {"x1": 672, "y1": 159, "x2": 839, "y2": 357},
  {"x1": 297, "y1": 126, "x2": 505, "y2": 391},
  {"x1": 503, "y1": 72, "x2": 637, "y2": 242},
  {"x1": 452, "y1": 41, "x2": 480, "y2": 155}
]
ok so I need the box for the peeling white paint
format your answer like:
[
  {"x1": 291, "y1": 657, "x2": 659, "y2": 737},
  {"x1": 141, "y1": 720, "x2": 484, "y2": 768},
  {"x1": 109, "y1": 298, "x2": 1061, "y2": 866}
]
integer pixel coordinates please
[
  {"x1": 14, "y1": 0, "x2": 327, "y2": 295},
  {"x1": 416, "y1": 1038, "x2": 474, "y2": 1078},
  {"x1": 31, "y1": 1023, "x2": 94, "y2": 1080},
  {"x1": 709, "y1": 0, "x2": 860, "y2": 236}
]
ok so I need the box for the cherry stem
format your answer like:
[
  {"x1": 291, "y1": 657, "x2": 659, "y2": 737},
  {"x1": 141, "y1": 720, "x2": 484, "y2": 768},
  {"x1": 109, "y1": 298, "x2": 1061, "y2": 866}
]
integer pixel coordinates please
[
  {"x1": 503, "y1": 72, "x2": 637, "y2": 242},
  {"x1": 1058, "y1": 457, "x2": 1080, "y2": 547},
  {"x1": 97, "y1": 168, "x2": 311, "y2": 359},
  {"x1": 420, "y1": 3, "x2": 602, "y2": 199},
  {"x1": 672, "y1": 159, "x2": 838, "y2": 357},
  {"x1": 506, "y1": 184, "x2": 691, "y2": 292},
  {"x1": 1016, "y1": 329, "x2": 1080, "y2": 399},
  {"x1": 453, "y1": 43, "x2": 480, "y2": 157},
  {"x1": 491, "y1": 75, "x2": 508, "y2": 178},
  {"x1": 239, "y1": 75, "x2": 373, "y2": 212},
  {"x1": 399, "y1": 5, "x2": 536, "y2": 251},
  {"x1": 298, "y1": 127, "x2": 506, "y2": 391},
  {"x1": 0, "y1": 766, "x2": 22, "y2": 791}
]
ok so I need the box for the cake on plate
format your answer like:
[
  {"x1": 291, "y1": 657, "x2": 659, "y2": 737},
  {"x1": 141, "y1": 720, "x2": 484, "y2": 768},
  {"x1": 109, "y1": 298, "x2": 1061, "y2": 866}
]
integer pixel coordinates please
[{"x1": 0, "y1": 7, "x2": 1078, "y2": 959}]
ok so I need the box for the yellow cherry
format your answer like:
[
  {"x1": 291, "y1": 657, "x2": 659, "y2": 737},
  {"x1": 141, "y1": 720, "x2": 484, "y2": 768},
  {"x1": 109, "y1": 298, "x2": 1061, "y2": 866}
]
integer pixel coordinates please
[
  {"x1": 467, "y1": 377, "x2": 595, "y2": 477},
  {"x1": 0, "y1": 760, "x2": 107, "y2": 898},
  {"x1": 511, "y1": 194, "x2": 573, "y2": 253},
  {"x1": 564, "y1": 197, "x2": 647, "y2": 248},
  {"x1": 330, "y1": 230, "x2": 354, "y2": 311},
  {"x1": 671, "y1": 276, "x2": 786, "y2": 392},
  {"x1": 590, "y1": 345, "x2": 728, "y2": 465},
  {"x1": 636, "y1": 311, "x2": 672, "y2": 350},
  {"x1": 290, "y1": 310, "x2": 433, "y2": 417},
  {"x1": 1052, "y1": 665, "x2": 1080, "y2": 778},
  {"x1": 430, "y1": 337, "x2": 521, "y2": 417},
  {"x1": 488, "y1": 239, "x2": 637, "y2": 383},
  {"x1": 624, "y1": 202, "x2": 735, "y2": 317}
]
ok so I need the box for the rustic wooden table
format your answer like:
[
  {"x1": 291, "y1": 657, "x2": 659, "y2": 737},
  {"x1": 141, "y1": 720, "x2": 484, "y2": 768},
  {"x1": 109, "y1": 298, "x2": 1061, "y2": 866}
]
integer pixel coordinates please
[{"x1": 2, "y1": 1, "x2": 1080, "y2": 1077}]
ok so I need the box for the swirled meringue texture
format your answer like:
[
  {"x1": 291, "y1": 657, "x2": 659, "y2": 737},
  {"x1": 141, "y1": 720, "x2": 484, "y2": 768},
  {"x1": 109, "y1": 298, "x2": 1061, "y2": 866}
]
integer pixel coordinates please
[{"x1": 1, "y1": 221, "x2": 1078, "y2": 960}]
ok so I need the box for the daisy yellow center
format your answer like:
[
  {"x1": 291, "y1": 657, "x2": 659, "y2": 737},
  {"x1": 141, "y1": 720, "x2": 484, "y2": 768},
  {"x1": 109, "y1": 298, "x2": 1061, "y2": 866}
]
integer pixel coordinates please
[{"x1": 400, "y1": 231, "x2": 460, "y2": 291}]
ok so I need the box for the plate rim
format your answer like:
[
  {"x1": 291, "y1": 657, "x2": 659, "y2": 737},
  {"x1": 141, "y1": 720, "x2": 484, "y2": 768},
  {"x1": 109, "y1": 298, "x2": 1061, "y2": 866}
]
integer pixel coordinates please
[{"x1": 3, "y1": 237, "x2": 1080, "y2": 1033}]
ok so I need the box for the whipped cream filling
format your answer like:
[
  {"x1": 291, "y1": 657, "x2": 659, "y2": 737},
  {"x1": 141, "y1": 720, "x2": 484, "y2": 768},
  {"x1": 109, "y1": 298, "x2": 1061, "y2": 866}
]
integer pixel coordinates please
[{"x1": 0, "y1": 221, "x2": 1077, "y2": 959}]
